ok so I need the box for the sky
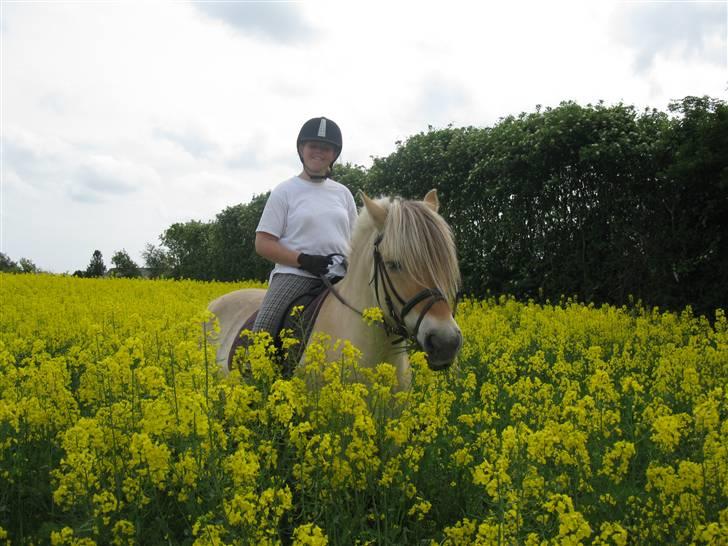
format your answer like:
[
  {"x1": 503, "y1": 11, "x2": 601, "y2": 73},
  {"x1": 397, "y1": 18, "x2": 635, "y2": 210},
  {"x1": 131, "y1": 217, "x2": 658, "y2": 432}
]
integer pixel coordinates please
[{"x1": 1, "y1": 0, "x2": 726, "y2": 274}]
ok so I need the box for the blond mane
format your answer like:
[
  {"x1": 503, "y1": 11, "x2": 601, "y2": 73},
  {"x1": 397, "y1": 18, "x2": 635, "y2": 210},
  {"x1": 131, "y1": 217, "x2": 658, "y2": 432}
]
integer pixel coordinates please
[{"x1": 350, "y1": 196, "x2": 461, "y2": 304}]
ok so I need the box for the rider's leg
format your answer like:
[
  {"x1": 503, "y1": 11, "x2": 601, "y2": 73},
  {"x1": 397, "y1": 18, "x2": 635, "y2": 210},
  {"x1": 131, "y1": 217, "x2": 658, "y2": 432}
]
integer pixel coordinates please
[{"x1": 253, "y1": 273, "x2": 323, "y2": 336}]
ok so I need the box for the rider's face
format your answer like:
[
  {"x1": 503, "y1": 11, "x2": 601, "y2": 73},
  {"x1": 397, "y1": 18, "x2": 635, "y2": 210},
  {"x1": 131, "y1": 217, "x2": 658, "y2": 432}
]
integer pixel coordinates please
[{"x1": 300, "y1": 141, "x2": 336, "y2": 175}]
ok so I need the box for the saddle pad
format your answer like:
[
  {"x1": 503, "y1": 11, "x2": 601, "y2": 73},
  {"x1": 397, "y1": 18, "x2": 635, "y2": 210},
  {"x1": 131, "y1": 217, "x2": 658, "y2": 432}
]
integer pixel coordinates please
[{"x1": 227, "y1": 310, "x2": 259, "y2": 371}]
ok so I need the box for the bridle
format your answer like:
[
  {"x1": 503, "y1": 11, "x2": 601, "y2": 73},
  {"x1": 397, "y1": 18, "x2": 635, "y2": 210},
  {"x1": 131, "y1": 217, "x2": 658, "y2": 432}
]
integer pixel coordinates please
[
  {"x1": 321, "y1": 234, "x2": 458, "y2": 348},
  {"x1": 370, "y1": 234, "x2": 448, "y2": 346}
]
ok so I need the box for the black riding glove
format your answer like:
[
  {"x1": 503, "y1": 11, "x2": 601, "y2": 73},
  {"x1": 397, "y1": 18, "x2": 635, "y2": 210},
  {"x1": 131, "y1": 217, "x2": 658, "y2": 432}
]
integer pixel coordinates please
[{"x1": 297, "y1": 253, "x2": 333, "y2": 276}]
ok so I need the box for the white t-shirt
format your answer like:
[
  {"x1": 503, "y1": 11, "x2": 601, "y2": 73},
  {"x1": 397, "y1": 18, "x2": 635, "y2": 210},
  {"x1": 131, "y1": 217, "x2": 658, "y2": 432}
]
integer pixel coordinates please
[{"x1": 256, "y1": 176, "x2": 358, "y2": 280}]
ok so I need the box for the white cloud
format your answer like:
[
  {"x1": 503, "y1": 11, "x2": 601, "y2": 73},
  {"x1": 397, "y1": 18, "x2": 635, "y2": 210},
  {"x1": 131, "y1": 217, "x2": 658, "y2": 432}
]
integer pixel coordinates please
[
  {"x1": 611, "y1": 2, "x2": 727, "y2": 72},
  {"x1": 153, "y1": 124, "x2": 221, "y2": 160},
  {"x1": 70, "y1": 155, "x2": 157, "y2": 202},
  {"x1": 191, "y1": 1, "x2": 315, "y2": 43}
]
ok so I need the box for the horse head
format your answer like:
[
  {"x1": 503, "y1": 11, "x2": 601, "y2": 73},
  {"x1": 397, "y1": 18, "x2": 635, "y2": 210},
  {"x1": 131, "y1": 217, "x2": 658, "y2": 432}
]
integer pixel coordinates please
[{"x1": 352, "y1": 190, "x2": 463, "y2": 370}]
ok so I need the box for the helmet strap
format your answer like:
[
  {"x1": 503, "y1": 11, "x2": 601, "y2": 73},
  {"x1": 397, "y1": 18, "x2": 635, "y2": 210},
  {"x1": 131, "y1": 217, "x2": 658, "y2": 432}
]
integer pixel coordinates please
[{"x1": 302, "y1": 162, "x2": 331, "y2": 181}]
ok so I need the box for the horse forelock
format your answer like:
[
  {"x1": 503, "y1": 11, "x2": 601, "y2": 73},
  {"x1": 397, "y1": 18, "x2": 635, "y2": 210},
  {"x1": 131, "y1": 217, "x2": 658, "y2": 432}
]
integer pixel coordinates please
[{"x1": 352, "y1": 196, "x2": 461, "y2": 304}]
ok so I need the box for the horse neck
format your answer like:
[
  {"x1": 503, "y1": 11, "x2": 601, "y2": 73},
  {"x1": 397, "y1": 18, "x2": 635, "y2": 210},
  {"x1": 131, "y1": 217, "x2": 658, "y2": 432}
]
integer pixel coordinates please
[
  {"x1": 335, "y1": 246, "x2": 378, "y2": 312},
  {"x1": 331, "y1": 245, "x2": 404, "y2": 366}
]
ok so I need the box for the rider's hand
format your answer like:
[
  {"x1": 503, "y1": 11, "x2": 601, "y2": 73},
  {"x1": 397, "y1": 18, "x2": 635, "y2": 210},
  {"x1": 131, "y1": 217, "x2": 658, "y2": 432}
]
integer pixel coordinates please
[{"x1": 297, "y1": 253, "x2": 333, "y2": 276}]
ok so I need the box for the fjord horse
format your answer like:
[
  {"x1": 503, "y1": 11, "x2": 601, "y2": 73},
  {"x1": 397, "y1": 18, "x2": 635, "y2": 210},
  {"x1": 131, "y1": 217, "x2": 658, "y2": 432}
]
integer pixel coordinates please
[{"x1": 207, "y1": 190, "x2": 462, "y2": 387}]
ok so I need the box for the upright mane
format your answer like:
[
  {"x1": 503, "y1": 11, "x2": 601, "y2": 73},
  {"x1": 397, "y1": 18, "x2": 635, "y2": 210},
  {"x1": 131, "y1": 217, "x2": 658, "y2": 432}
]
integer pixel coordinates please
[{"x1": 350, "y1": 196, "x2": 461, "y2": 304}]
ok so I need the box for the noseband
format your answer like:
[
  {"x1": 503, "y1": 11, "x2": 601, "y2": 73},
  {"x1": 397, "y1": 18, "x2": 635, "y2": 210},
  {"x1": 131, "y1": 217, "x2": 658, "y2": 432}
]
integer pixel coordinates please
[{"x1": 370, "y1": 234, "x2": 447, "y2": 346}]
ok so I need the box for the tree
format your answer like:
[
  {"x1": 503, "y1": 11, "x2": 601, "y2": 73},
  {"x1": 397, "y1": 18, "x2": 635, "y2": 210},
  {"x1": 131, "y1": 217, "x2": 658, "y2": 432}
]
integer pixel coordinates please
[
  {"x1": 111, "y1": 249, "x2": 141, "y2": 278},
  {"x1": 143, "y1": 95, "x2": 726, "y2": 314},
  {"x1": 458, "y1": 101, "x2": 665, "y2": 302},
  {"x1": 334, "y1": 162, "x2": 370, "y2": 198},
  {"x1": 366, "y1": 125, "x2": 494, "y2": 295},
  {"x1": 85, "y1": 250, "x2": 107, "y2": 278},
  {"x1": 142, "y1": 243, "x2": 173, "y2": 279},
  {"x1": 363, "y1": 98, "x2": 728, "y2": 315},
  {"x1": 650, "y1": 95, "x2": 728, "y2": 314},
  {"x1": 209, "y1": 193, "x2": 271, "y2": 282},
  {"x1": 18, "y1": 258, "x2": 38, "y2": 273},
  {"x1": 161, "y1": 221, "x2": 214, "y2": 280},
  {"x1": 0, "y1": 252, "x2": 20, "y2": 273}
]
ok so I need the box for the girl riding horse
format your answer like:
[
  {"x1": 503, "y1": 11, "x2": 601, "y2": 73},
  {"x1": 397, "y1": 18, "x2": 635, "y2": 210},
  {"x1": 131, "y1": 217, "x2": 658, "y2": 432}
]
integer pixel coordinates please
[
  {"x1": 209, "y1": 189, "x2": 462, "y2": 388},
  {"x1": 253, "y1": 117, "x2": 357, "y2": 338}
]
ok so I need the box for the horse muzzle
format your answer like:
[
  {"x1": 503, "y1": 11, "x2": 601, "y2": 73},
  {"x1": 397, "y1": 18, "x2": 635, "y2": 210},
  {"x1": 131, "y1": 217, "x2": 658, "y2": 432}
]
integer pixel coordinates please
[{"x1": 422, "y1": 326, "x2": 463, "y2": 370}]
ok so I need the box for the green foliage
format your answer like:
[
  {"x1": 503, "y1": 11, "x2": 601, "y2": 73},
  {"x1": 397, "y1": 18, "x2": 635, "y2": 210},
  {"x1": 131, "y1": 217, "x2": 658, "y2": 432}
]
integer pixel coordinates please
[
  {"x1": 0, "y1": 253, "x2": 38, "y2": 274},
  {"x1": 655, "y1": 96, "x2": 728, "y2": 313},
  {"x1": 209, "y1": 193, "x2": 271, "y2": 282},
  {"x1": 363, "y1": 97, "x2": 726, "y2": 315},
  {"x1": 161, "y1": 220, "x2": 214, "y2": 281},
  {"x1": 366, "y1": 125, "x2": 491, "y2": 291},
  {"x1": 148, "y1": 195, "x2": 273, "y2": 283},
  {"x1": 85, "y1": 250, "x2": 106, "y2": 278},
  {"x1": 110, "y1": 249, "x2": 141, "y2": 278},
  {"x1": 139, "y1": 95, "x2": 725, "y2": 314},
  {"x1": 142, "y1": 243, "x2": 173, "y2": 279},
  {"x1": 0, "y1": 253, "x2": 20, "y2": 273},
  {"x1": 18, "y1": 258, "x2": 38, "y2": 274},
  {"x1": 334, "y1": 162, "x2": 370, "y2": 197}
]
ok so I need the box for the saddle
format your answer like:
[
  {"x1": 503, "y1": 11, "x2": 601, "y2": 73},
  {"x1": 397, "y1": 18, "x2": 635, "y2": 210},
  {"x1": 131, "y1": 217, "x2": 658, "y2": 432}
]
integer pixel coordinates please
[{"x1": 227, "y1": 280, "x2": 335, "y2": 376}]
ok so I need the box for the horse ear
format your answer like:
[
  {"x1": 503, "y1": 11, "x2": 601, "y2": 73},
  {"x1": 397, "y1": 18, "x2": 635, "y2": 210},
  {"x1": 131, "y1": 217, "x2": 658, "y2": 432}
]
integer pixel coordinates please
[
  {"x1": 359, "y1": 191, "x2": 388, "y2": 229},
  {"x1": 423, "y1": 189, "x2": 439, "y2": 212}
]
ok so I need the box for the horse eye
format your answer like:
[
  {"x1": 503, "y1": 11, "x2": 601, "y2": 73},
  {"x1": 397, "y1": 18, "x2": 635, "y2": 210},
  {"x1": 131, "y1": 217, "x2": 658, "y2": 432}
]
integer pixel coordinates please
[{"x1": 385, "y1": 261, "x2": 402, "y2": 271}]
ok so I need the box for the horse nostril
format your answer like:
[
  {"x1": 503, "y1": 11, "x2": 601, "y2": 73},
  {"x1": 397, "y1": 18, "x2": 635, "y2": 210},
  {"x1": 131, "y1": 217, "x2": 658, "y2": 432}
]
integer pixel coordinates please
[
  {"x1": 424, "y1": 333, "x2": 435, "y2": 352},
  {"x1": 424, "y1": 331, "x2": 462, "y2": 354}
]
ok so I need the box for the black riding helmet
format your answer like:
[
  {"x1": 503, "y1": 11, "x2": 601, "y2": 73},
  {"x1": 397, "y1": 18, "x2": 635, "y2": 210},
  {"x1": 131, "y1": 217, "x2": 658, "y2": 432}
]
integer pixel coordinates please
[{"x1": 297, "y1": 117, "x2": 342, "y2": 179}]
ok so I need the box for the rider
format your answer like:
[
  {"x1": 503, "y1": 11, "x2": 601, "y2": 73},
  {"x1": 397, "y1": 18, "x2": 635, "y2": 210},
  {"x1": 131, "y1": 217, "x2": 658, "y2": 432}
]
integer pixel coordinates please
[{"x1": 253, "y1": 116, "x2": 358, "y2": 336}]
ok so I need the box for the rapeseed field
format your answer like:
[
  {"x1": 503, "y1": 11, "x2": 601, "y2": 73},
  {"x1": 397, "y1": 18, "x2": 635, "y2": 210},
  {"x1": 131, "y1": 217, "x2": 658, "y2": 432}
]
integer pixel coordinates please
[{"x1": 0, "y1": 274, "x2": 725, "y2": 545}]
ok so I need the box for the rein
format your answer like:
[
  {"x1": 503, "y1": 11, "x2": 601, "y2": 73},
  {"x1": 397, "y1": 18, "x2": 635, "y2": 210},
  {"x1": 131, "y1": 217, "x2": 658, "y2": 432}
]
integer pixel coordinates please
[
  {"x1": 319, "y1": 255, "x2": 361, "y2": 316},
  {"x1": 320, "y1": 234, "x2": 455, "y2": 348}
]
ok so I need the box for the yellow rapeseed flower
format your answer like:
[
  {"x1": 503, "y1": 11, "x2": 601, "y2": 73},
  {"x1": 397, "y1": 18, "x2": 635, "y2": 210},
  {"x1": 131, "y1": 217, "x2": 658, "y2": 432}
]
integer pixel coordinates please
[
  {"x1": 361, "y1": 307, "x2": 384, "y2": 326},
  {"x1": 293, "y1": 523, "x2": 329, "y2": 545}
]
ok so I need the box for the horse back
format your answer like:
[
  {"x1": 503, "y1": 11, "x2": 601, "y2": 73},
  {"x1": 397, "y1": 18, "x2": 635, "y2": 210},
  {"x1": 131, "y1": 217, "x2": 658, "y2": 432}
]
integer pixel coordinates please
[{"x1": 208, "y1": 288, "x2": 267, "y2": 372}]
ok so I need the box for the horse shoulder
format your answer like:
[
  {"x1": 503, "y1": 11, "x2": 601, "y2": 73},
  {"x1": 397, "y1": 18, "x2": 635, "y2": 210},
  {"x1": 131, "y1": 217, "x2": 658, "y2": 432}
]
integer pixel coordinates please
[
  {"x1": 310, "y1": 296, "x2": 367, "y2": 351},
  {"x1": 309, "y1": 294, "x2": 409, "y2": 381}
]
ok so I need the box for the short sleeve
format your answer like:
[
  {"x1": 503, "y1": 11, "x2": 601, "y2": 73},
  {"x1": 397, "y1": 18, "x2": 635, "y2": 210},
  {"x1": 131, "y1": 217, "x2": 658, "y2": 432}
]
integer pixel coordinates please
[
  {"x1": 256, "y1": 187, "x2": 288, "y2": 238},
  {"x1": 346, "y1": 190, "x2": 358, "y2": 232}
]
